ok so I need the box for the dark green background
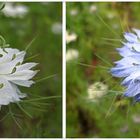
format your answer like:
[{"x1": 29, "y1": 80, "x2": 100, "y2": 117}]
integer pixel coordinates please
[
  {"x1": 0, "y1": 2, "x2": 62, "y2": 138},
  {"x1": 67, "y1": 2, "x2": 140, "y2": 138}
]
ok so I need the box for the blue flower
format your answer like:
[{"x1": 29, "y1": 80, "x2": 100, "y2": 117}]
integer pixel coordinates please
[{"x1": 111, "y1": 28, "x2": 140, "y2": 102}]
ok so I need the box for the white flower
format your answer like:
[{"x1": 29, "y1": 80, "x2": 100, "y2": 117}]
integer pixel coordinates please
[
  {"x1": 132, "y1": 114, "x2": 140, "y2": 123},
  {"x1": 0, "y1": 47, "x2": 38, "y2": 106},
  {"x1": 119, "y1": 125, "x2": 129, "y2": 133},
  {"x1": 66, "y1": 49, "x2": 79, "y2": 62},
  {"x1": 66, "y1": 31, "x2": 77, "y2": 44},
  {"x1": 70, "y1": 9, "x2": 78, "y2": 16},
  {"x1": 87, "y1": 82, "x2": 108, "y2": 101},
  {"x1": 2, "y1": 3, "x2": 28, "y2": 18},
  {"x1": 89, "y1": 5, "x2": 97, "y2": 13},
  {"x1": 107, "y1": 13, "x2": 115, "y2": 19},
  {"x1": 112, "y1": 24, "x2": 119, "y2": 29},
  {"x1": 51, "y1": 22, "x2": 62, "y2": 35}
]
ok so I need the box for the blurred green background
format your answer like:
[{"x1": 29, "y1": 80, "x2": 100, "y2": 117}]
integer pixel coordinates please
[
  {"x1": 0, "y1": 2, "x2": 62, "y2": 138},
  {"x1": 66, "y1": 2, "x2": 140, "y2": 138}
]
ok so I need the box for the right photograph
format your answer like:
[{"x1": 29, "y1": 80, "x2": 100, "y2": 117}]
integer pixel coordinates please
[{"x1": 66, "y1": 2, "x2": 140, "y2": 138}]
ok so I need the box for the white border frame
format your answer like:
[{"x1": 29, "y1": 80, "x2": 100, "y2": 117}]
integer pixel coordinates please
[
  {"x1": 1, "y1": 1, "x2": 139, "y2": 139},
  {"x1": 62, "y1": 1, "x2": 66, "y2": 138}
]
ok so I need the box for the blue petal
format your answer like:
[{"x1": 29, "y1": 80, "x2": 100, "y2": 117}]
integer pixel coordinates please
[
  {"x1": 116, "y1": 46, "x2": 139, "y2": 57},
  {"x1": 134, "y1": 93, "x2": 140, "y2": 102},
  {"x1": 129, "y1": 54, "x2": 140, "y2": 63},
  {"x1": 121, "y1": 78, "x2": 132, "y2": 87},
  {"x1": 110, "y1": 66, "x2": 134, "y2": 77},
  {"x1": 124, "y1": 82, "x2": 140, "y2": 97},
  {"x1": 125, "y1": 42, "x2": 140, "y2": 52},
  {"x1": 115, "y1": 56, "x2": 140, "y2": 66},
  {"x1": 133, "y1": 28, "x2": 140, "y2": 39},
  {"x1": 121, "y1": 67, "x2": 140, "y2": 86},
  {"x1": 124, "y1": 32, "x2": 137, "y2": 43}
]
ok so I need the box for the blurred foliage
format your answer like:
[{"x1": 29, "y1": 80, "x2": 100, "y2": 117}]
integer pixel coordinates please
[
  {"x1": 66, "y1": 2, "x2": 140, "y2": 138},
  {"x1": 0, "y1": 2, "x2": 62, "y2": 138}
]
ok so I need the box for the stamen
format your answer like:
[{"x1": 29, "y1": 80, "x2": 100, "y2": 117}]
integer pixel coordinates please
[
  {"x1": 12, "y1": 54, "x2": 16, "y2": 60},
  {"x1": 16, "y1": 62, "x2": 21, "y2": 66},
  {"x1": 0, "y1": 83, "x2": 4, "y2": 89},
  {"x1": 11, "y1": 67, "x2": 16, "y2": 74},
  {"x1": 132, "y1": 46, "x2": 137, "y2": 52},
  {"x1": 134, "y1": 79, "x2": 140, "y2": 83},
  {"x1": 132, "y1": 63, "x2": 139, "y2": 66}
]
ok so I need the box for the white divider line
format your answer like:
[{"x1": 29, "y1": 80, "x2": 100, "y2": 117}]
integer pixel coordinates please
[{"x1": 62, "y1": 0, "x2": 66, "y2": 138}]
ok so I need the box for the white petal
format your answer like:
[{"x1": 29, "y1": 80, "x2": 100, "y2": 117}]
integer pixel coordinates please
[
  {"x1": 0, "y1": 78, "x2": 20, "y2": 105},
  {"x1": 11, "y1": 80, "x2": 34, "y2": 87},
  {"x1": 14, "y1": 51, "x2": 26, "y2": 63},
  {"x1": 0, "y1": 48, "x2": 19, "y2": 64},
  {"x1": 0, "y1": 51, "x2": 26, "y2": 74},
  {"x1": 16, "y1": 63, "x2": 38, "y2": 71},
  {"x1": 6, "y1": 70, "x2": 38, "y2": 81},
  {"x1": 11, "y1": 83, "x2": 26, "y2": 98}
]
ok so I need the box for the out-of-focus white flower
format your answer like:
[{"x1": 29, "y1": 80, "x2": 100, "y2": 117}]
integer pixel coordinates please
[
  {"x1": 0, "y1": 47, "x2": 38, "y2": 106},
  {"x1": 89, "y1": 5, "x2": 97, "y2": 13},
  {"x1": 51, "y1": 22, "x2": 62, "y2": 35},
  {"x1": 87, "y1": 82, "x2": 108, "y2": 101},
  {"x1": 2, "y1": 3, "x2": 28, "y2": 18},
  {"x1": 107, "y1": 13, "x2": 115, "y2": 19},
  {"x1": 66, "y1": 49, "x2": 79, "y2": 62},
  {"x1": 132, "y1": 114, "x2": 140, "y2": 123},
  {"x1": 112, "y1": 24, "x2": 119, "y2": 29},
  {"x1": 66, "y1": 31, "x2": 77, "y2": 44},
  {"x1": 119, "y1": 125, "x2": 129, "y2": 133},
  {"x1": 70, "y1": 9, "x2": 78, "y2": 16}
]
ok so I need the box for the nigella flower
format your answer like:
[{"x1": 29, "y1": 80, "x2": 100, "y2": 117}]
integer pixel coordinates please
[
  {"x1": 2, "y1": 3, "x2": 28, "y2": 18},
  {"x1": 0, "y1": 47, "x2": 38, "y2": 106},
  {"x1": 87, "y1": 82, "x2": 108, "y2": 101},
  {"x1": 111, "y1": 28, "x2": 140, "y2": 102},
  {"x1": 66, "y1": 31, "x2": 77, "y2": 44},
  {"x1": 66, "y1": 49, "x2": 79, "y2": 62},
  {"x1": 51, "y1": 22, "x2": 62, "y2": 35}
]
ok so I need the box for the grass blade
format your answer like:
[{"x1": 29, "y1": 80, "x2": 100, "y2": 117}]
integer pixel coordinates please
[
  {"x1": 36, "y1": 74, "x2": 57, "y2": 83},
  {"x1": 16, "y1": 102, "x2": 32, "y2": 118}
]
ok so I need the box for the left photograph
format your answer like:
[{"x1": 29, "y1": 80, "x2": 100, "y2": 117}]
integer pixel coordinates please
[{"x1": 0, "y1": 2, "x2": 62, "y2": 138}]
